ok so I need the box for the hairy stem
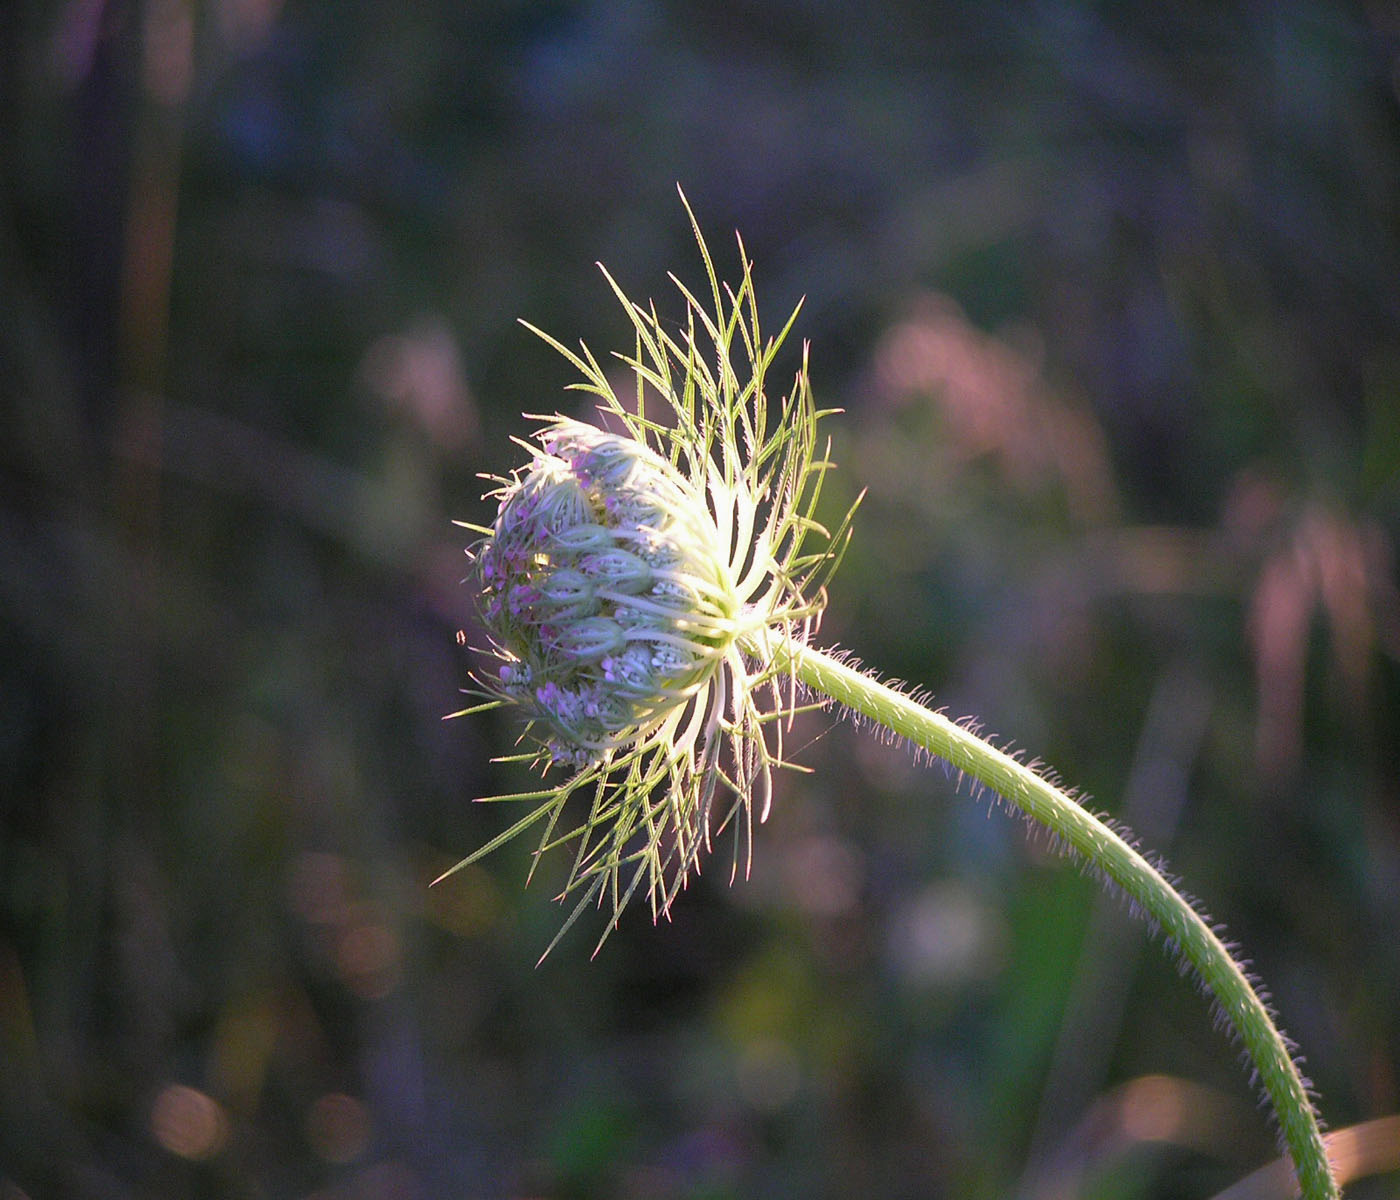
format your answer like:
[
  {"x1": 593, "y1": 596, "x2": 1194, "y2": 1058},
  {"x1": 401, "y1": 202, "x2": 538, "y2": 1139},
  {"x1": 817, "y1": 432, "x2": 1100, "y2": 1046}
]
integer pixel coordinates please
[{"x1": 763, "y1": 633, "x2": 1338, "y2": 1200}]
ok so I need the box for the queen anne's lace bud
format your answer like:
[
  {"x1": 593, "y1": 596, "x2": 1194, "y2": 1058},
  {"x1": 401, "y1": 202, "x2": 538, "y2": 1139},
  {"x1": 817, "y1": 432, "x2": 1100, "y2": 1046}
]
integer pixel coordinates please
[
  {"x1": 477, "y1": 419, "x2": 737, "y2": 766},
  {"x1": 448, "y1": 199, "x2": 857, "y2": 952}
]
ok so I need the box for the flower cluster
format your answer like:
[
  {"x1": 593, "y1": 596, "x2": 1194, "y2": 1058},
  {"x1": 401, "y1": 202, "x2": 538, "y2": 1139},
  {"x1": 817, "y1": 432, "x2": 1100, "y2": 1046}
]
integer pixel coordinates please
[
  {"x1": 444, "y1": 197, "x2": 858, "y2": 952},
  {"x1": 477, "y1": 419, "x2": 737, "y2": 767}
]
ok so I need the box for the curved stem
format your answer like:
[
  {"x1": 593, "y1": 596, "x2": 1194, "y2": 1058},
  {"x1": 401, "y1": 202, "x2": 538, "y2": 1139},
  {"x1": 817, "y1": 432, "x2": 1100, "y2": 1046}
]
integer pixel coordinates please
[{"x1": 764, "y1": 633, "x2": 1339, "y2": 1200}]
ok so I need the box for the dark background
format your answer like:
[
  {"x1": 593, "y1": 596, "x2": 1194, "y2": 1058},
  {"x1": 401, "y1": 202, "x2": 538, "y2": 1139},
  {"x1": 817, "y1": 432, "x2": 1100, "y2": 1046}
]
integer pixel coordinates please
[{"x1": 3, "y1": 2, "x2": 1399, "y2": 1198}]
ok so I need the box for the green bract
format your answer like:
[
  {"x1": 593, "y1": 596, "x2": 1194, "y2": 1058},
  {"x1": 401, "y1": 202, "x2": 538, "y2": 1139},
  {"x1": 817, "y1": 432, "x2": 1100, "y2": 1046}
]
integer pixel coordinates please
[{"x1": 444, "y1": 196, "x2": 858, "y2": 952}]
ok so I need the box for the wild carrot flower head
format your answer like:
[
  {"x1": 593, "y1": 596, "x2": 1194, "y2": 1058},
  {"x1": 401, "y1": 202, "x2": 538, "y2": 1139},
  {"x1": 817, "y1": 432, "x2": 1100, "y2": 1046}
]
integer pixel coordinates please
[
  {"x1": 477, "y1": 419, "x2": 737, "y2": 767},
  {"x1": 444, "y1": 196, "x2": 858, "y2": 952}
]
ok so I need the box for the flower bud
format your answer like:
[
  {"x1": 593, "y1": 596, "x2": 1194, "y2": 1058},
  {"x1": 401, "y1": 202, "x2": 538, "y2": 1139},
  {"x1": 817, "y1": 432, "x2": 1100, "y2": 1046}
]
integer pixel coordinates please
[
  {"x1": 536, "y1": 568, "x2": 597, "y2": 618},
  {"x1": 546, "y1": 427, "x2": 640, "y2": 487},
  {"x1": 549, "y1": 523, "x2": 616, "y2": 553},
  {"x1": 579, "y1": 547, "x2": 653, "y2": 595},
  {"x1": 473, "y1": 418, "x2": 739, "y2": 763},
  {"x1": 548, "y1": 616, "x2": 627, "y2": 661},
  {"x1": 495, "y1": 458, "x2": 590, "y2": 543},
  {"x1": 453, "y1": 216, "x2": 851, "y2": 949}
]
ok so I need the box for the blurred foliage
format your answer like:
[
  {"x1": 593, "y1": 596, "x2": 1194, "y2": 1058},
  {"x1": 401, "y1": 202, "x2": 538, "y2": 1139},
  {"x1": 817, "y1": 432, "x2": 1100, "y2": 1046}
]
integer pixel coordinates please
[{"x1": 2, "y1": 1, "x2": 1399, "y2": 1198}]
